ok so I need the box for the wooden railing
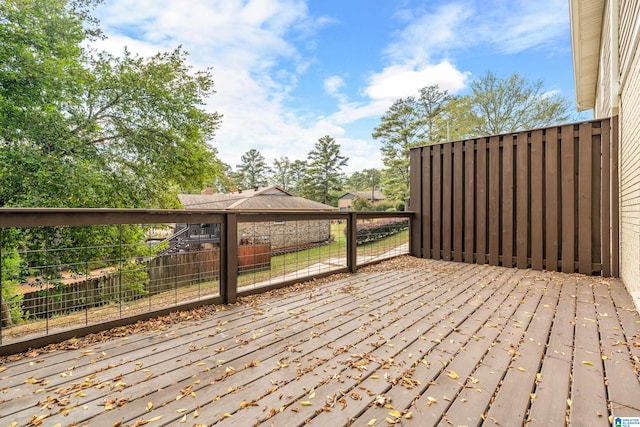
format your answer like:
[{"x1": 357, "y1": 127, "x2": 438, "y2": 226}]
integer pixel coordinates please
[
  {"x1": 409, "y1": 117, "x2": 619, "y2": 276},
  {"x1": 0, "y1": 209, "x2": 411, "y2": 354}
]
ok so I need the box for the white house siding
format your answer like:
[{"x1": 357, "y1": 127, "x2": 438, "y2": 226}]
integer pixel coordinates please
[
  {"x1": 595, "y1": 0, "x2": 612, "y2": 117},
  {"x1": 619, "y1": 0, "x2": 639, "y2": 73},
  {"x1": 618, "y1": 0, "x2": 640, "y2": 297}
]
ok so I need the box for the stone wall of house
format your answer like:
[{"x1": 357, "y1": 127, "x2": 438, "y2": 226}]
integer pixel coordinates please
[{"x1": 238, "y1": 220, "x2": 332, "y2": 249}]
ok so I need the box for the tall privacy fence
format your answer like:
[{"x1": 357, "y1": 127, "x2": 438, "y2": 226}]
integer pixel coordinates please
[
  {"x1": 0, "y1": 209, "x2": 410, "y2": 354},
  {"x1": 409, "y1": 117, "x2": 619, "y2": 276}
]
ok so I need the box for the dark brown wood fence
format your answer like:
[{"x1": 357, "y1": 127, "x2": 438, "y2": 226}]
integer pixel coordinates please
[
  {"x1": 237, "y1": 244, "x2": 271, "y2": 273},
  {"x1": 409, "y1": 117, "x2": 619, "y2": 276},
  {"x1": 21, "y1": 245, "x2": 272, "y2": 318}
]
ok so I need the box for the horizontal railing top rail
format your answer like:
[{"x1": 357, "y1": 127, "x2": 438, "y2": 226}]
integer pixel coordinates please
[{"x1": 0, "y1": 208, "x2": 412, "y2": 228}]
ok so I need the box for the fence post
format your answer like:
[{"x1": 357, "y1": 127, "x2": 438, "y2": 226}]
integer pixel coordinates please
[
  {"x1": 221, "y1": 213, "x2": 238, "y2": 304},
  {"x1": 409, "y1": 147, "x2": 422, "y2": 257},
  {"x1": 347, "y1": 212, "x2": 358, "y2": 273}
]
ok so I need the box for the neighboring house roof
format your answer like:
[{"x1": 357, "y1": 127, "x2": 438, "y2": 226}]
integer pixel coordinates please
[
  {"x1": 339, "y1": 191, "x2": 385, "y2": 202},
  {"x1": 569, "y1": 0, "x2": 604, "y2": 111},
  {"x1": 178, "y1": 186, "x2": 336, "y2": 211}
]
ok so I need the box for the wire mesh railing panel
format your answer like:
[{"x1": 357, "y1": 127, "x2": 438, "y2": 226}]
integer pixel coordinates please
[
  {"x1": 236, "y1": 218, "x2": 348, "y2": 291},
  {"x1": 0, "y1": 222, "x2": 221, "y2": 345},
  {"x1": 355, "y1": 216, "x2": 410, "y2": 266},
  {"x1": 1, "y1": 209, "x2": 412, "y2": 349}
]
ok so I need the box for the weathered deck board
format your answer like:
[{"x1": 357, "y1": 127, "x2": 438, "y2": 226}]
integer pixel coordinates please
[
  {"x1": 528, "y1": 276, "x2": 577, "y2": 426},
  {"x1": 0, "y1": 259, "x2": 639, "y2": 427},
  {"x1": 571, "y1": 277, "x2": 610, "y2": 426}
]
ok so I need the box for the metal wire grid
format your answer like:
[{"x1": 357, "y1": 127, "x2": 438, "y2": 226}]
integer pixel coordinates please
[
  {"x1": 1, "y1": 214, "x2": 409, "y2": 344},
  {"x1": 236, "y1": 218, "x2": 348, "y2": 291},
  {"x1": 355, "y1": 216, "x2": 410, "y2": 266},
  {"x1": 0, "y1": 223, "x2": 222, "y2": 344}
]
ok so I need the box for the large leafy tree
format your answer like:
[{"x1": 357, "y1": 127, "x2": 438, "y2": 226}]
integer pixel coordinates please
[
  {"x1": 373, "y1": 85, "x2": 454, "y2": 204},
  {"x1": 288, "y1": 160, "x2": 307, "y2": 195},
  {"x1": 271, "y1": 157, "x2": 308, "y2": 194},
  {"x1": 235, "y1": 149, "x2": 272, "y2": 190},
  {"x1": 466, "y1": 71, "x2": 571, "y2": 135},
  {"x1": 301, "y1": 135, "x2": 348, "y2": 205},
  {"x1": 0, "y1": 0, "x2": 223, "y2": 322},
  {"x1": 0, "y1": 0, "x2": 222, "y2": 208},
  {"x1": 271, "y1": 156, "x2": 292, "y2": 190},
  {"x1": 373, "y1": 98, "x2": 419, "y2": 205}
]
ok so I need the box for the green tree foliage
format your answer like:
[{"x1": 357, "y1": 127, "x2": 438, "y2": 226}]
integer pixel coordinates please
[
  {"x1": 351, "y1": 196, "x2": 373, "y2": 211},
  {"x1": 271, "y1": 156, "x2": 307, "y2": 193},
  {"x1": 272, "y1": 156, "x2": 292, "y2": 190},
  {"x1": 301, "y1": 136, "x2": 348, "y2": 205},
  {"x1": 1, "y1": 247, "x2": 23, "y2": 326},
  {"x1": 0, "y1": 0, "x2": 222, "y2": 208},
  {"x1": 288, "y1": 160, "x2": 307, "y2": 195},
  {"x1": 0, "y1": 0, "x2": 222, "y2": 315},
  {"x1": 373, "y1": 86, "x2": 452, "y2": 204},
  {"x1": 466, "y1": 71, "x2": 571, "y2": 135},
  {"x1": 415, "y1": 85, "x2": 451, "y2": 143},
  {"x1": 207, "y1": 162, "x2": 235, "y2": 193},
  {"x1": 345, "y1": 169, "x2": 381, "y2": 192},
  {"x1": 235, "y1": 149, "x2": 273, "y2": 190}
]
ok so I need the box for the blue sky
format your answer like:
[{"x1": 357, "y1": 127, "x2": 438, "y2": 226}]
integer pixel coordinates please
[{"x1": 93, "y1": 0, "x2": 589, "y2": 174}]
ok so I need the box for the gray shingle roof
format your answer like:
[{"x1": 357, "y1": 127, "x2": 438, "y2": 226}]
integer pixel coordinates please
[
  {"x1": 178, "y1": 186, "x2": 336, "y2": 211},
  {"x1": 339, "y1": 191, "x2": 385, "y2": 201}
]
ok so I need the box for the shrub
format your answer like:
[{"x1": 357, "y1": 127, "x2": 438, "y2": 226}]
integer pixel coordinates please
[
  {"x1": 1, "y1": 248, "x2": 24, "y2": 325},
  {"x1": 345, "y1": 218, "x2": 409, "y2": 245}
]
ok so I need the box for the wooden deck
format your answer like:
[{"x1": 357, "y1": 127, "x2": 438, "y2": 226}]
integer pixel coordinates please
[{"x1": 1, "y1": 259, "x2": 639, "y2": 426}]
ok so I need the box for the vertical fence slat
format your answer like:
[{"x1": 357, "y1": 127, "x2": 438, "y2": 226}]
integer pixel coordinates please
[
  {"x1": 410, "y1": 147, "x2": 422, "y2": 257},
  {"x1": 476, "y1": 138, "x2": 487, "y2": 265},
  {"x1": 422, "y1": 148, "x2": 432, "y2": 258},
  {"x1": 561, "y1": 125, "x2": 576, "y2": 273},
  {"x1": 545, "y1": 128, "x2": 559, "y2": 271},
  {"x1": 516, "y1": 132, "x2": 529, "y2": 269},
  {"x1": 502, "y1": 135, "x2": 514, "y2": 268},
  {"x1": 489, "y1": 136, "x2": 500, "y2": 266},
  {"x1": 464, "y1": 140, "x2": 475, "y2": 263},
  {"x1": 591, "y1": 125, "x2": 603, "y2": 273},
  {"x1": 442, "y1": 143, "x2": 452, "y2": 261},
  {"x1": 578, "y1": 122, "x2": 593, "y2": 274},
  {"x1": 531, "y1": 130, "x2": 544, "y2": 270},
  {"x1": 603, "y1": 117, "x2": 613, "y2": 275},
  {"x1": 453, "y1": 141, "x2": 464, "y2": 262},
  {"x1": 432, "y1": 146, "x2": 442, "y2": 260}
]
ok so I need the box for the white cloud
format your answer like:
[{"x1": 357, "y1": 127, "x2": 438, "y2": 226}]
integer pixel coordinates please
[
  {"x1": 324, "y1": 75, "x2": 345, "y2": 96},
  {"x1": 365, "y1": 62, "x2": 469, "y2": 101},
  {"x1": 386, "y1": 0, "x2": 568, "y2": 60},
  {"x1": 384, "y1": 3, "x2": 471, "y2": 65}
]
